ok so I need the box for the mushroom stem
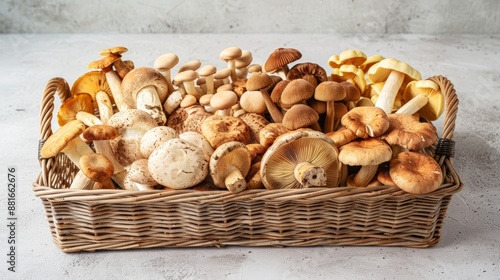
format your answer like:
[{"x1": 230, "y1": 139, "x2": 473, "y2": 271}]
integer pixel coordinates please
[
  {"x1": 375, "y1": 70, "x2": 405, "y2": 114},
  {"x1": 163, "y1": 89, "x2": 185, "y2": 115},
  {"x1": 159, "y1": 69, "x2": 175, "y2": 95},
  {"x1": 105, "y1": 70, "x2": 129, "y2": 111},
  {"x1": 136, "y1": 85, "x2": 167, "y2": 125},
  {"x1": 96, "y1": 91, "x2": 114, "y2": 124},
  {"x1": 114, "y1": 59, "x2": 133, "y2": 79},
  {"x1": 225, "y1": 166, "x2": 247, "y2": 193},
  {"x1": 352, "y1": 165, "x2": 378, "y2": 187},
  {"x1": 293, "y1": 162, "x2": 327, "y2": 188},
  {"x1": 260, "y1": 89, "x2": 283, "y2": 123},
  {"x1": 228, "y1": 60, "x2": 238, "y2": 83},
  {"x1": 183, "y1": 80, "x2": 200, "y2": 100},
  {"x1": 205, "y1": 75, "x2": 215, "y2": 95},
  {"x1": 62, "y1": 138, "x2": 94, "y2": 169},
  {"x1": 395, "y1": 94, "x2": 429, "y2": 115},
  {"x1": 93, "y1": 141, "x2": 125, "y2": 174},
  {"x1": 275, "y1": 65, "x2": 289, "y2": 80},
  {"x1": 69, "y1": 171, "x2": 94, "y2": 190},
  {"x1": 324, "y1": 101, "x2": 336, "y2": 133}
]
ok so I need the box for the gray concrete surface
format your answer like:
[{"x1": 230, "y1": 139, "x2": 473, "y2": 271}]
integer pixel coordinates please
[
  {"x1": 0, "y1": 33, "x2": 499, "y2": 279},
  {"x1": 1, "y1": 0, "x2": 499, "y2": 34}
]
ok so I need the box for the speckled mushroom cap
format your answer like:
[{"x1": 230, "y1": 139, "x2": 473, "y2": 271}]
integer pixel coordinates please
[
  {"x1": 341, "y1": 106, "x2": 390, "y2": 138},
  {"x1": 389, "y1": 151, "x2": 443, "y2": 194},
  {"x1": 107, "y1": 109, "x2": 158, "y2": 166},
  {"x1": 128, "y1": 159, "x2": 157, "y2": 185},
  {"x1": 209, "y1": 141, "x2": 251, "y2": 192},
  {"x1": 167, "y1": 104, "x2": 213, "y2": 134},
  {"x1": 238, "y1": 112, "x2": 269, "y2": 144},
  {"x1": 382, "y1": 113, "x2": 437, "y2": 151},
  {"x1": 139, "y1": 126, "x2": 178, "y2": 158},
  {"x1": 148, "y1": 138, "x2": 208, "y2": 189},
  {"x1": 179, "y1": 131, "x2": 215, "y2": 160},
  {"x1": 200, "y1": 115, "x2": 251, "y2": 149},
  {"x1": 260, "y1": 129, "x2": 340, "y2": 189},
  {"x1": 120, "y1": 67, "x2": 170, "y2": 108}
]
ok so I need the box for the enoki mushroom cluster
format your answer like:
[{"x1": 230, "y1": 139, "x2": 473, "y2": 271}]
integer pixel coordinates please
[{"x1": 41, "y1": 46, "x2": 446, "y2": 194}]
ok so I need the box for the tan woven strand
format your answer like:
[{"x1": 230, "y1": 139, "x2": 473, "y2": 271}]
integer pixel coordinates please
[{"x1": 33, "y1": 75, "x2": 463, "y2": 252}]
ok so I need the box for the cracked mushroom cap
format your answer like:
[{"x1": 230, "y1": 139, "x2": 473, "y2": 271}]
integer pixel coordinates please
[
  {"x1": 260, "y1": 129, "x2": 340, "y2": 189},
  {"x1": 148, "y1": 138, "x2": 208, "y2": 189},
  {"x1": 382, "y1": 113, "x2": 437, "y2": 151},
  {"x1": 140, "y1": 126, "x2": 178, "y2": 158},
  {"x1": 121, "y1": 67, "x2": 170, "y2": 108},
  {"x1": 341, "y1": 106, "x2": 390, "y2": 138},
  {"x1": 57, "y1": 93, "x2": 94, "y2": 126},
  {"x1": 389, "y1": 151, "x2": 443, "y2": 194},
  {"x1": 107, "y1": 109, "x2": 158, "y2": 166},
  {"x1": 238, "y1": 112, "x2": 269, "y2": 144},
  {"x1": 200, "y1": 115, "x2": 251, "y2": 148},
  {"x1": 167, "y1": 104, "x2": 213, "y2": 134},
  {"x1": 210, "y1": 141, "x2": 252, "y2": 193}
]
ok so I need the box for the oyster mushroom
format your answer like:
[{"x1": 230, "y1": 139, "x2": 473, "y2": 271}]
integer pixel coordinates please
[
  {"x1": 396, "y1": 79, "x2": 444, "y2": 121},
  {"x1": 148, "y1": 138, "x2": 208, "y2": 189},
  {"x1": 260, "y1": 129, "x2": 340, "y2": 189},
  {"x1": 210, "y1": 141, "x2": 252, "y2": 193}
]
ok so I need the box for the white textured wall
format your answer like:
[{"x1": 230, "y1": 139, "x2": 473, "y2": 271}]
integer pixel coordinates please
[{"x1": 1, "y1": 0, "x2": 498, "y2": 34}]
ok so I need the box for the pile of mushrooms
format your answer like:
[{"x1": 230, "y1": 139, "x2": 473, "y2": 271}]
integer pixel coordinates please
[{"x1": 41, "y1": 46, "x2": 446, "y2": 195}]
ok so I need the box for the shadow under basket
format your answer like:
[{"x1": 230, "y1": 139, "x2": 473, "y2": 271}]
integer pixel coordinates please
[{"x1": 33, "y1": 75, "x2": 463, "y2": 253}]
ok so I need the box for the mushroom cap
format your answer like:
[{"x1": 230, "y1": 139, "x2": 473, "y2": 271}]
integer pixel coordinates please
[
  {"x1": 382, "y1": 113, "x2": 438, "y2": 150},
  {"x1": 180, "y1": 94, "x2": 198, "y2": 108},
  {"x1": 260, "y1": 129, "x2": 340, "y2": 189},
  {"x1": 338, "y1": 65, "x2": 367, "y2": 93},
  {"x1": 82, "y1": 124, "x2": 120, "y2": 142},
  {"x1": 139, "y1": 126, "x2": 178, "y2": 158},
  {"x1": 259, "y1": 123, "x2": 291, "y2": 148},
  {"x1": 40, "y1": 119, "x2": 87, "y2": 158},
  {"x1": 199, "y1": 93, "x2": 214, "y2": 106},
  {"x1": 175, "y1": 69, "x2": 198, "y2": 83},
  {"x1": 235, "y1": 50, "x2": 253, "y2": 68},
  {"x1": 148, "y1": 138, "x2": 208, "y2": 189},
  {"x1": 199, "y1": 64, "x2": 217, "y2": 77},
  {"x1": 238, "y1": 112, "x2": 269, "y2": 143},
  {"x1": 210, "y1": 90, "x2": 238, "y2": 111},
  {"x1": 220, "y1": 46, "x2": 243, "y2": 61},
  {"x1": 314, "y1": 81, "x2": 346, "y2": 102},
  {"x1": 338, "y1": 138, "x2": 392, "y2": 166},
  {"x1": 247, "y1": 64, "x2": 262, "y2": 73},
  {"x1": 328, "y1": 49, "x2": 367, "y2": 68},
  {"x1": 367, "y1": 58, "x2": 422, "y2": 85},
  {"x1": 167, "y1": 104, "x2": 212, "y2": 134},
  {"x1": 389, "y1": 151, "x2": 443, "y2": 194},
  {"x1": 360, "y1": 54, "x2": 385, "y2": 72},
  {"x1": 239, "y1": 90, "x2": 267, "y2": 114},
  {"x1": 128, "y1": 158, "x2": 157, "y2": 185},
  {"x1": 209, "y1": 141, "x2": 251, "y2": 189},
  {"x1": 340, "y1": 81, "x2": 361, "y2": 102},
  {"x1": 57, "y1": 93, "x2": 94, "y2": 126},
  {"x1": 177, "y1": 60, "x2": 202, "y2": 73},
  {"x1": 286, "y1": 62, "x2": 328, "y2": 87},
  {"x1": 100, "y1": 46, "x2": 128, "y2": 56},
  {"x1": 121, "y1": 67, "x2": 170, "y2": 108},
  {"x1": 341, "y1": 106, "x2": 390, "y2": 138},
  {"x1": 79, "y1": 153, "x2": 114, "y2": 182},
  {"x1": 153, "y1": 53, "x2": 179, "y2": 71},
  {"x1": 280, "y1": 78, "x2": 315, "y2": 106},
  {"x1": 282, "y1": 104, "x2": 319, "y2": 130},
  {"x1": 179, "y1": 131, "x2": 214, "y2": 160},
  {"x1": 70, "y1": 71, "x2": 112, "y2": 108},
  {"x1": 107, "y1": 109, "x2": 158, "y2": 166},
  {"x1": 88, "y1": 54, "x2": 122, "y2": 70},
  {"x1": 403, "y1": 80, "x2": 444, "y2": 121},
  {"x1": 214, "y1": 68, "x2": 232, "y2": 80},
  {"x1": 246, "y1": 72, "x2": 273, "y2": 91},
  {"x1": 270, "y1": 80, "x2": 290, "y2": 103},
  {"x1": 200, "y1": 115, "x2": 251, "y2": 148},
  {"x1": 264, "y1": 48, "x2": 302, "y2": 73},
  {"x1": 325, "y1": 127, "x2": 358, "y2": 148}
]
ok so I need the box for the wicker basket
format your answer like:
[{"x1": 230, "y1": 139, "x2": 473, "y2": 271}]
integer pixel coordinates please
[{"x1": 33, "y1": 75, "x2": 463, "y2": 252}]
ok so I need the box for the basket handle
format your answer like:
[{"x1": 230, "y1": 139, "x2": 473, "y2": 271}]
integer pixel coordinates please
[
  {"x1": 37, "y1": 77, "x2": 71, "y2": 186},
  {"x1": 427, "y1": 75, "x2": 458, "y2": 162}
]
